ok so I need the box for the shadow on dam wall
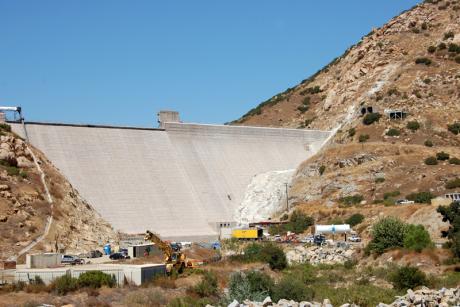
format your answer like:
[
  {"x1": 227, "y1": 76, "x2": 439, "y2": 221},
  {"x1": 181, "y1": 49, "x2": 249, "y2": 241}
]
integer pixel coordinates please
[{"x1": 11, "y1": 121, "x2": 331, "y2": 241}]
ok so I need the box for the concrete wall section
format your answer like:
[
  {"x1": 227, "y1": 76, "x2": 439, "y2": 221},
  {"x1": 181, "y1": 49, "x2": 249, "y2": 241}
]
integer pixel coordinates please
[
  {"x1": 26, "y1": 253, "x2": 61, "y2": 269},
  {"x1": 11, "y1": 122, "x2": 330, "y2": 239}
]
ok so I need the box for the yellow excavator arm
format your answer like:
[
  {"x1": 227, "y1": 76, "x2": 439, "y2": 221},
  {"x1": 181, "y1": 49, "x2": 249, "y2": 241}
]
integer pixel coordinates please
[{"x1": 144, "y1": 230, "x2": 174, "y2": 261}]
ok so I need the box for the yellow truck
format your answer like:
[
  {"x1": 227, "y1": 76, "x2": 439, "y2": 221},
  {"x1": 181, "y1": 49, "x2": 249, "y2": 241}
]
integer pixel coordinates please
[{"x1": 232, "y1": 228, "x2": 263, "y2": 240}]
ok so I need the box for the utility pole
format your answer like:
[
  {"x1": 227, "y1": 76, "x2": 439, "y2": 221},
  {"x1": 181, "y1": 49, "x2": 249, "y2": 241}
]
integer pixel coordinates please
[{"x1": 285, "y1": 183, "x2": 289, "y2": 212}]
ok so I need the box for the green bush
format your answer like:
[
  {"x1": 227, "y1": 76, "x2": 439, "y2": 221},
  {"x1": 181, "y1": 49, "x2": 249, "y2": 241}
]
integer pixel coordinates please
[
  {"x1": 427, "y1": 45, "x2": 436, "y2": 53},
  {"x1": 193, "y1": 271, "x2": 219, "y2": 298},
  {"x1": 246, "y1": 271, "x2": 274, "y2": 298},
  {"x1": 50, "y1": 275, "x2": 78, "y2": 295},
  {"x1": 242, "y1": 243, "x2": 287, "y2": 270},
  {"x1": 272, "y1": 275, "x2": 315, "y2": 302},
  {"x1": 448, "y1": 43, "x2": 460, "y2": 53},
  {"x1": 425, "y1": 156, "x2": 438, "y2": 165},
  {"x1": 448, "y1": 122, "x2": 460, "y2": 135},
  {"x1": 0, "y1": 123, "x2": 11, "y2": 132},
  {"x1": 359, "y1": 134, "x2": 370, "y2": 143},
  {"x1": 261, "y1": 244, "x2": 287, "y2": 270},
  {"x1": 406, "y1": 191, "x2": 434, "y2": 204},
  {"x1": 297, "y1": 105, "x2": 309, "y2": 113},
  {"x1": 403, "y1": 224, "x2": 433, "y2": 252},
  {"x1": 444, "y1": 31, "x2": 455, "y2": 40},
  {"x1": 339, "y1": 195, "x2": 364, "y2": 205},
  {"x1": 345, "y1": 214, "x2": 365, "y2": 227},
  {"x1": 363, "y1": 113, "x2": 381, "y2": 125},
  {"x1": 375, "y1": 177, "x2": 385, "y2": 183},
  {"x1": 456, "y1": 56, "x2": 460, "y2": 64},
  {"x1": 383, "y1": 191, "x2": 400, "y2": 200},
  {"x1": 424, "y1": 140, "x2": 433, "y2": 147},
  {"x1": 386, "y1": 128, "x2": 400, "y2": 136},
  {"x1": 228, "y1": 271, "x2": 274, "y2": 302},
  {"x1": 348, "y1": 128, "x2": 356, "y2": 137},
  {"x1": 305, "y1": 86, "x2": 322, "y2": 94},
  {"x1": 366, "y1": 217, "x2": 407, "y2": 254},
  {"x1": 415, "y1": 57, "x2": 432, "y2": 65},
  {"x1": 446, "y1": 178, "x2": 460, "y2": 189},
  {"x1": 449, "y1": 157, "x2": 460, "y2": 165},
  {"x1": 438, "y1": 42, "x2": 447, "y2": 49},
  {"x1": 407, "y1": 121, "x2": 420, "y2": 131},
  {"x1": 77, "y1": 271, "x2": 116, "y2": 289},
  {"x1": 286, "y1": 210, "x2": 314, "y2": 234},
  {"x1": 436, "y1": 151, "x2": 450, "y2": 161},
  {"x1": 243, "y1": 243, "x2": 262, "y2": 261},
  {"x1": 319, "y1": 165, "x2": 326, "y2": 175},
  {"x1": 390, "y1": 266, "x2": 427, "y2": 290},
  {"x1": 5, "y1": 166, "x2": 20, "y2": 176},
  {"x1": 437, "y1": 202, "x2": 460, "y2": 257},
  {"x1": 387, "y1": 88, "x2": 400, "y2": 96}
]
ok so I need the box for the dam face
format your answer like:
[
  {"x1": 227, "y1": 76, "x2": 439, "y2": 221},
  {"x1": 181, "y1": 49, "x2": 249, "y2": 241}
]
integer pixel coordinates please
[{"x1": 12, "y1": 121, "x2": 331, "y2": 240}]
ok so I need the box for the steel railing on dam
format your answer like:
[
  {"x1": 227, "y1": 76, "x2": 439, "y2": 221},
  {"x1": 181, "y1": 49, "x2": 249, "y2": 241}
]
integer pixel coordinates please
[{"x1": 11, "y1": 122, "x2": 331, "y2": 240}]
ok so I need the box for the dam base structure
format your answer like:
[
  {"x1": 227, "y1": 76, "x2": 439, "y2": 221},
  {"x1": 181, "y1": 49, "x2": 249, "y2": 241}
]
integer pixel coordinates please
[{"x1": 11, "y1": 113, "x2": 331, "y2": 241}]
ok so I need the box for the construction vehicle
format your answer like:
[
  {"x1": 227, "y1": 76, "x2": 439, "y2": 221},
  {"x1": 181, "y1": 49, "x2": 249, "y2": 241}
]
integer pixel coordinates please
[{"x1": 144, "y1": 230, "x2": 189, "y2": 274}]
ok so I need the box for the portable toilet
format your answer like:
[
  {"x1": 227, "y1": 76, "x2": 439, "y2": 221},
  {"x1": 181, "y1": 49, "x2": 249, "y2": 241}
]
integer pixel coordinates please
[{"x1": 104, "y1": 244, "x2": 111, "y2": 255}]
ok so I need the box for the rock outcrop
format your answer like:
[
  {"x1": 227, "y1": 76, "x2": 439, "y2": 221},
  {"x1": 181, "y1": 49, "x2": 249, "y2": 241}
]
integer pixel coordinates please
[
  {"x1": 285, "y1": 244, "x2": 356, "y2": 265},
  {"x1": 380, "y1": 287, "x2": 460, "y2": 307}
]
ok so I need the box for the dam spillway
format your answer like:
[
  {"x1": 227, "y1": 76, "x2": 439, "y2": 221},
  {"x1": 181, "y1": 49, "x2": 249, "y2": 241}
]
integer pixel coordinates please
[{"x1": 11, "y1": 121, "x2": 331, "y2": 240}]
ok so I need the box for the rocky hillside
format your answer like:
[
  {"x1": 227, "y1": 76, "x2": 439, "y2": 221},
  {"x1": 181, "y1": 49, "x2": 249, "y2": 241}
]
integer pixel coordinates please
[
  {"x1": 0, "y1": 124, "x2": 117, "y2": 260},
  {"x1": 233, "y1": 0, "x2": 460, "y2": 234},
  {"x1": 235, "y1": 1, "x2": 460, "y2": 135}
]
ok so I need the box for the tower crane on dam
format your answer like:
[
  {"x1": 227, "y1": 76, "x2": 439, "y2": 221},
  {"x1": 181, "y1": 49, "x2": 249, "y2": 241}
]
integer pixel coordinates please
[{"x1": 144, "y1": 230, "x2": 191, "y2": 274}]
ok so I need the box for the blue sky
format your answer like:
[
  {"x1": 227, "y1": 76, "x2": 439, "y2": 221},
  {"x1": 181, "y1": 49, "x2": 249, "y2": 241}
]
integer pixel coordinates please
[{"x1": 0, "y1": 0, "x2": 420, "y2": 126}]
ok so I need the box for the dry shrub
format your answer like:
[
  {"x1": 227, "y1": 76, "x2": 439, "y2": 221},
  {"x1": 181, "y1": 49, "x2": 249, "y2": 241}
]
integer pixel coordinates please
[
  {"x1": 150, "y1": 276, "x2": 176, "y2": 289},
  {"x1": 24, "y1": 283, "x2": 48, "y2": 293},
  {"x1": 422, "y1": 249, "x2": 440, "y2": 263},
  {"x1": 84, "y1": 287, "x2": 100, "y2": 297},
  {"x1": 86, "y1": 296, "x2": 111, "y2": 307},
  {"x1": 124, "y1": 289, "x2": 167, "y2": 307}
]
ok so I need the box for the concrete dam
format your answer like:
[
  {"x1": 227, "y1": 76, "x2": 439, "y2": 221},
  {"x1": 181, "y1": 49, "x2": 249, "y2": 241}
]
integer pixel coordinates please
[{"x1": 11, "y1": 119, "x2": 331, "y2": 240}]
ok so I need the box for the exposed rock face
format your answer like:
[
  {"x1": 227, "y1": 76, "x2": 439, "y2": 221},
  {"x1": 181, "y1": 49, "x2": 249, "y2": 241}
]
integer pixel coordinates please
[
  {"x1": 235, "y1": 170, "x2": 295, "y2": 224},
  {"x1": 285, "y1": 244, "x2": 356, "y2": 265}
]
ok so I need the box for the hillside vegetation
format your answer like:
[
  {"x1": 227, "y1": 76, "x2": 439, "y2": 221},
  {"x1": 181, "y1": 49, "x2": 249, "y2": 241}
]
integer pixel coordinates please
[{"x1": 234, "y1": 0, "x2": 460, "y2": 238}]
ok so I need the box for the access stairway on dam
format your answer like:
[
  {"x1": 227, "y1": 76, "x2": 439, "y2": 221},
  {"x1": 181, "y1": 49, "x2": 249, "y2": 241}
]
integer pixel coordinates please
[{"x1": 11, "y1": 121, "x2": 331, "y2": 241}]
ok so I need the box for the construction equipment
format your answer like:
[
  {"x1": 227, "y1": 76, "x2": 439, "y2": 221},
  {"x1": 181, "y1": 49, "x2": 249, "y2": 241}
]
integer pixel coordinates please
[
  {"x1": 144, "y1": 230, "x2": 189, "y2": 274},
  {"x1": 232, "y1": 228, "x2": 263, "y2": 240}
]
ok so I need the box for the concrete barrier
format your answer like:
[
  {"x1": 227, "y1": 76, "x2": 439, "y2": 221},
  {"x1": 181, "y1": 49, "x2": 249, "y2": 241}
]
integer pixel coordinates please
[{"x1": 26, "y1": 253, "x2": 61, "y2": 269}]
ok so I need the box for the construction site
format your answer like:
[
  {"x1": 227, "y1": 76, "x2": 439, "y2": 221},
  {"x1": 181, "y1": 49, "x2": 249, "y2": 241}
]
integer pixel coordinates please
[{"x1": 2, "y1": 0, "x2": 460, "y2": 305}]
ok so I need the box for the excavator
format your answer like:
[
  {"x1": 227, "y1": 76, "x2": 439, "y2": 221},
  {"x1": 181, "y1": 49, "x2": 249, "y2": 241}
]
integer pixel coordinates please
[{"x1": 144, "y1": 230, "x2": 191, "y2": 274}]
